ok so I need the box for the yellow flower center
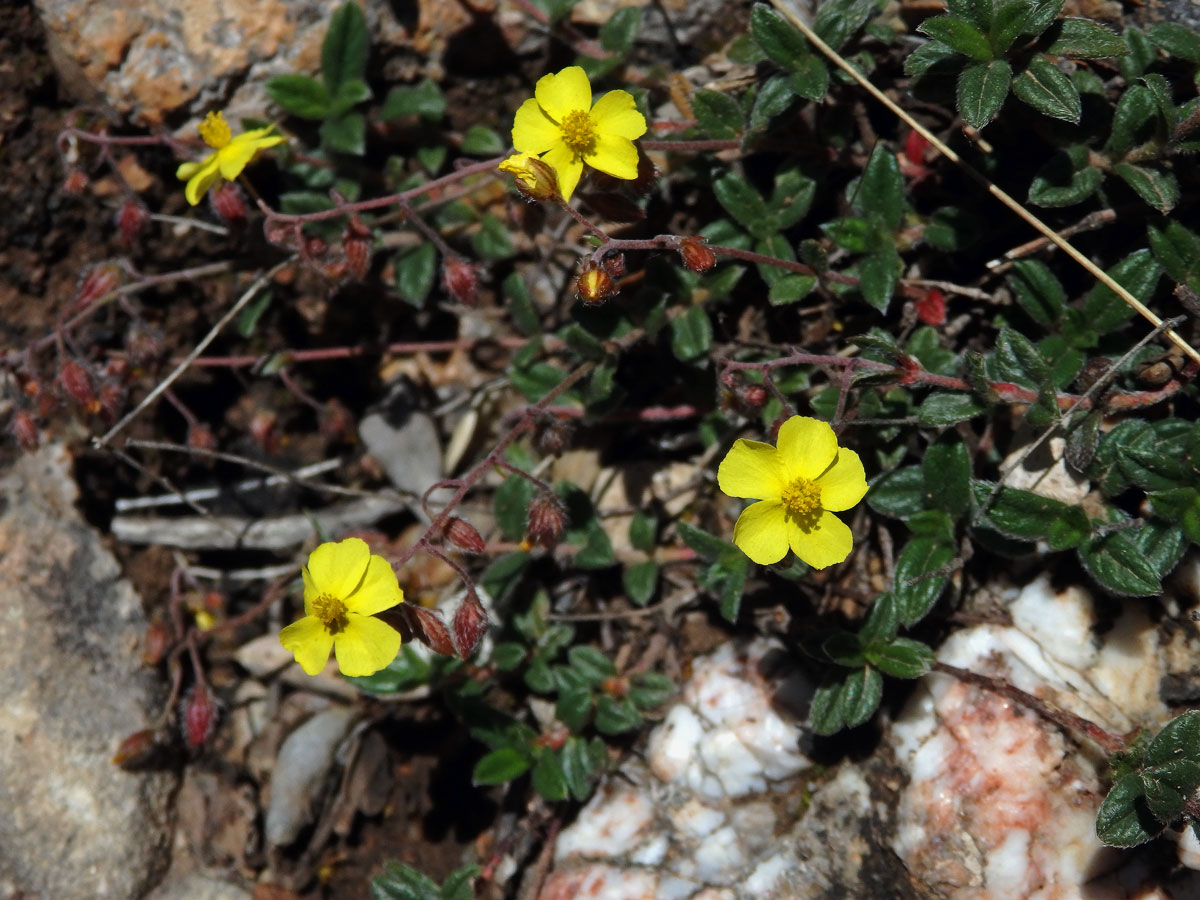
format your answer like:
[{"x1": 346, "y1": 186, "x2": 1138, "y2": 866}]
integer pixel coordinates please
[
  {"x1": 782, "y1": 476, "x2": 822, "y2": 529},
  {"x1": 312, "y1": 593, "x2": 348, "y2": 635},
  {"x1": 197, "y1": 111, "x2": 232, "y2": 150},
  {"x1": 559, "y1": 109, "x2": 597, "y2": 156}
]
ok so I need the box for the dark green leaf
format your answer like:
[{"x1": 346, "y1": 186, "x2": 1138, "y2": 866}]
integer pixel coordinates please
[
  {"x1": 894, "y1": 536, "x2": 955, "y2": 624},
  {"x1": 822, "y1": 630, "x2": 867, "y2": 667},
  {"x1": 1129, "y1": 519, "x2": 1188, "y2": 579},
  {"x1": 771, "y1": 167, "x2": 817, "y2": 228},
  {"x1": 331, "y1": 78, "x2": 371, "y2": 116},
  {"x1": 394, "y1": 243, "x2": 437, "y2": 307},
  {"x1": 1148, "y1": 219, "x2": 1200, "y2": 288},
  {"x1": 1010, "y1": 259, "x2": 1068, "y2": 327},
  {"x1": 629, "y1": 510, "x2": 657, "y2": 553},
  {"x1": 600, "y1": 6, "x2": 641, "y2": 52},
  {"x1": 1044, "y1": 17, "x2": 1127, "y2": 58},
  {"x1": 1105, "y1": 84, "x2": 1157, "y2": 156},
  {"x1": 1113, "y1": 164, "x2": 1180, "y2": 214},
  {"x1": 917, "y1": 392, "x2": 987, "y2": 425},
  {"x1": 920, "y1": 15, "x2": 994, "y2": 60},
  {"x1": 788, "y1": 57, "x2": 831, "y2": 101},
  {"x1": 906, "y1": 39, "x2": 965, "y2": 76},
  {"x1": 1082, "y1": 249, "x2": 1161, "y2": 333},
  {"x1": 996, "y1": 326, "x2": 1052, "y2": 387},
  {"x1": 1142, "y1": 73, "x2": 1179, "y2": 131},
  {"x1": 676, "y1": 521, "x2": 734, "y2": 560},
  {"x1": 859, "y1": 593, "x2": 901, "y2": 642},
  {"x1": 809, "y1": 666, "x2": 884, "y2": 735},
  {"x1": 266, "y1": 74, "x2": 331, "y2": 119},
  {"x1": 441, "y1": 866, "x2": 482, "y2": 900},
  {"x1": 1150, "y1": 488, "x2": 1200, "y2": 544},
  {"x1": 1079, "y1": 531, "x2": 1162, "y2": 596},
  {"x1": 1147, "y1": 21, "x2": 1200, "y2": 62},
  {"x1": 623, "y1": 560, "x2": 659, "y2": 606},
  {"x1": 813, "y1": 0, "x2": 878, "y2": 49},
  {"x1": 321, "y1": 112, "x2": 365, "y2": 155},
  {"x1": 718, "y1": 554, "x2": 750, "y2": 622},
  {"x1": 493, "y1": 474, "x2": 535, "y2": 541},
  {"x1": 1028, "y1": 146, "x2": 1103, "y2": 207},
  {"x1": 568, "y1": 645, "x2": 617, "y2": 683},
  {"x1": 748, "y1": 74, "x2": 798, "y2": 132},
  {"x1": 504, "y1": 273, "x2": 540, "y2": 336},
  {"x1": 472, "y1": 747, "x2": 531, "y2": 785},
  {"x1": 923, "y1": 436, "x2": 972, "y2": 518},
  {"x1": 574, "y1": 520, "x2": 615, "y2": 569},
  {"x1": 380, "y1": 79, "x2": 447, "y2": 122},
  {"x1": 865, "y1": 637, "x2": 935, "y2": 678},
  {"x1": 713, "y1": 173, "x2": 776, "y2": 238},
  {"x1": 948, "y1": 0, "x2": 994, "y2": 30},
  {"x1": 1143, "y1": 759, "x2": 1200, "y2": 820},
  {"x1": 768, "y1": 274, "x2": 818, "y2": 305},
  {"x1": 868, "y1": 466, "x2": 925, "y2": 518},
  {"x1": 859, "y1": 243, "x2": 901, "y2": 311},
  {"x1": 1147, "y1": 710, "x2": 1200, "y2": 766},
  {"x1": 561, "y1": 736, "x2": 599, "y2": 800},
  {"x1": 670, "y1": 306, "x2": 713, "y2": 362},
  {"x1": 692, "y1": 90, "x2": 743, "y2": 139},
  {"x1": 908, "y1": 509, "x2": 956, "y2": 542},
  {"x1": 1022, "y1": 0, "x2": 1064, "y2": 36},
  {"x1": 1011, "y1": 55, "x2": 1081, "y2": 123},
  {"x1": 479, "y1": 552, "x2": 529, "y2": 603},
  {"x1": 823, "y1": 216, "x2": 871, "y2": 253},
  {"x1": 532, "y1": 751, "x2": 569, "y2": 801},
  {"x1": 594, "y1": 696, "x2": 642, "y2": 735},
  {"x1": 472, "y1": 213, "x2": 515, "y2": 261},
  {"x1": 988, "y1": 0, "x2": 1033, "y2": 53},
  {"x1": 351, "y1": 645, "x2": 432, "y2": 695},
  {"x1": 370, "y1": 861, "x2": 441, "y2": 900},
  {"x1": 1096, "y1": 774, "x2": 1162, "y2": 847},
  {"x1": 957, "y1": 58, "x2": 1012, "y2": 129},
  {"x1": 629, "y1": 672, "x2": 675, "y2": 709},
  {"x1": 322, "y1": 2, "x2": 369, "y2": 94},
  {"x1": 510, "y1": 361, "x2": 568, "y2": 402},
  {"x1": 752, "y1": 5, "x2": 813, "y2": 70},
  {"x1": 971, "y1": 480, "x2": 1077, "y2": 542},
  {"x1": 861, "y1": 144, "x2": 905, "y2": 230},
  {"x1": 461, "y1": 124, "x2": 505, "y2": 155}
]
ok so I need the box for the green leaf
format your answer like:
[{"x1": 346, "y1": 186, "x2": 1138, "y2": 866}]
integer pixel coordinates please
[
  {"x1": 692, "y1": 90, "x2": 743, "y2": 139},
  {"x1": 236, "y1": 288, "x2": 274, "y2": 337},
  {"x1": 321, "y1": 112, "x2": 365, "y2": 155},
  {"x1": 351, "y1": 645, "x2": 432, "y2": 695},
  {"x1": 472, "y1": 213, "x2": 515, "y2": 261},
  {"x1": 322, "y1": 2, "x2": 369, "y2": 95},
  {"x1": 813, "y1": 0, "x2": 878, "y2": 49},
  {"x1": 472, "y1": 747, "x2": 531, "y2": 785},
  {"x1": 919, "y1": 15, "x2": 994, "y2": 61},
  {"x1": 371, "y1": 861, "x2": 442, "y2": 900},
  {"x1": 923, "y1": 436, "x2": 972, "y2": 518},
  {"x1": 1096, "y1": 773, "x2": 1162, "y2": 847},
  {"x1": 461, "y1": 124, "x2": 505, "y2": 155},
  {"x1": 749, "y1": 74, "x2": 799, "y2": 132},
  {"x1": 1028, "y1": 146, "x2": 1102, "y2": 207},
  {"x1": 380, "y1": 79, "x2": 447, "y2": 122},
  {"x1": 917, "y1": 392, "x2": 987, "y2": 425},
  {"x1": 906, "y1": 39, "x2": 965, "y2": 77},
  {"x1": 957, "y1": 58, "x2": 1012, "y2": 129},
  {"x1": 713, "y1": 173, "x2": 775, "y2": 239},
  {"x1": 568, "y1": 645, "x2": 617, "y2": 683},
  {"x1": 860, "y1": 144, "x2": 905, "y2": 230},
  {"x1": 1143, "y1": 759, "x2": 1200, "y2": 820},
  {"x1": 1130, "y1": 519, "x2": 1187, "y2": 578},
  {"x1": 718, "y1": 554, "x2": 750, "y2": 622},
  {"x1": 574, "y1": 519, "x2": 615, "y2": 569},
  {"x1": 859, "y1": 244, "x2": 901, "y2": 311},
  {"x1": 493, "y1": 474, "x2": 535, "y2": 541},
  {"x1": 1043, "y1": 17, "x2": 1127, "y2": 58},
  {"x1": 894, "y1": 536, "x2": 955, "y2": 624},
  {"x1": 1105, "y1": 84, "x2": 1157, "y2": 156},
  {"x1": 809, "y1": 666, "x2": 884, "y2": 735},
  {"x1": 868, "y1": 466, "x2": 925, "y2": 519},
  {"x1": 859, "y1": 593, "x2": 901, "y2": 642},
  {"x1": 770, "y1": 167, "x2": 817, "y2": 228},
  {"x1": 948, "y1": 0, "x2": 994, "y2": 30},
  {"x1": 1010, "y1": 259, "x2": 1067, "y2": 327},
  {"x1": 561, "y1": 736, "x2": 600, "y2": 800},
  {"x1": 441, "y1": 867, "x2": 482, "y2": 900},
  {"x1": 331, "y1": 78, "x2": 372, "y2": 116},
  {"x1": 865, "y1": 637, "x2": 935, "y2": 679},
  {"x1": 676, "y1": 520, "x2": 734, "y2": 560},
  {"x1": 996, "y1": 326, "x2": 1052, "y2": 387},
  {"x1": 394, "y1": 243, "x2": 437, "y2": 307},
  {"x1": 1150, "y1": 488, "x2": 1200, "y2": 544},
  {"x1": 1082, "y1": 249, "x2": 1161, "y2": 333},
  {"x1": 532, "y1": 751, "x2": 569, "y2": 801},
  {"x1": 479, "y1": 552, "x2": 529, "y2": 603},
  {"x1": 1142, "y1": 73, "x2": 1179, "y2": 131},
  {"x1": 822, "y1": 630, "x2": 867, "y2": 667},
  {"x1": 629, "y1": 672, "x2": 675, "y2": 710},
  {"x1": 670, "y1": 306, "x2": 713, "y2": 362},
  {"x1": 971, "y1": 481, "x2": 1077, "y2": 542},
  {"x1": 628, "y1": 510, "x2": 657, "y2": 553},
  {"x1": 751, "y1": 4, "x2": 813, "y2": 70},
  {"x1": 1011, "y1": 55, "x2": 1081, "y2": 123},
  {"x1": 1079, "y1": 531, "x2": 1162, "y2": 596},
  {"x1": 1147, "y1": 21, "x2": 1200, "y2": 62},
  {"x1": 1022, "y1": 0, "x2": 1064, "y2": 36},
  {"x1": 788, "y1": 57, "x2": 831, "y2": 101},
  {"x1": 768, "y1": 274, "x2": 818, "y2": 305},
  {"x1": 988, "y1": 0, "x2": 1033, "y2": 53},
  {"x1": 623, "y1": 560, "x2": 659, "y2": 606},
  {"x1": 266, "y1": 74, "x2": 331, "y2": 119},
  {"x1": 504, "y1": 273, "x2": 539, "y2": 336},
  {"x1": 1113, "y1": 164, "x2": 1180, "y2": 214},
  {"x1": 1148, "y1": 219, "x2": 1200, "y2": 288},
  {"x1": 594, "y1": 696, "x2": 642, "y2": 735},
  {"x1": 599, "y1": 6, "x2": 640, "y2": 52},
  {"x1": 1146, "y1": 711, "x2": 1200, "y2": 766}
]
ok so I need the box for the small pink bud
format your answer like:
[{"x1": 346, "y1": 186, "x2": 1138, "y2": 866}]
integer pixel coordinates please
[
  {"x1": 116, "y1": 199, "x2": 150, "y2": 245},
  {"x1": 601, "y1": 251, "x2": 626, "y2": 279},
  {"x1": 76, "y1": 263, "x2": 122, "y2": 309},
  {"x1": 452, "y1": 590, "x2": 488, "y2": 659},
  {"x1": 63, "y1": 169, "x2": 90, "y2": 194},
  {"x1": 142, "y1": 619, "x2": 169, "y2": 666},
  {"x1": 181, "y1": 685, "x2": 218, "y2": 750},
  {"x1": 187, "y1": 424, "x2": 217, "y2": 452},
  {"x1": 400, "y1": 604, "x2": 456, "y2": 657},
  {"x1": 526, "y1": 492, "x2": 568, "y2": 550},
  {"x1": 534, "y1": 416, "x2": 572, "y2": 457},
  {"x1": 10, "y1": 411, "x2": 38, "y2": 452},
  {"x1": 442, "y1": 257, "x2": 478, "y2": 307},
  {"x1": 444, "y1": 517, "x2": 486, "y2": 554},
  {"x1": 59, "y1": 361, "x2": 97, "y2": 410},
  {"x1": 209, "y1": 182, "x2": 246, "y2": 226},
  {"x1": 914, "y1": 288, "x2": 946, "y2": 326},
  {"x1": 678, "y1": 237, "x2": 716, "y2": 273},
  {"x1": 343, "y1": 219, "x2": 372, "y2": 281},
  {"x1": 741, "y1": 384, "x2": 768, "y2": 410}
]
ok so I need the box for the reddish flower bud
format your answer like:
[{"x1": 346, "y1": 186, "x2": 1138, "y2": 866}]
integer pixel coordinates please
[
  {"x1": 914, "y1": 288, "x2": 946, "y2": 326},
  {"x1": 452, "y1": 590, "x2": 489, "y2": 659},
  {"x1": 116, "y1": 199, "x2": 150, "y2": 245},
  {"x1": 112, "y1": 729, "x2": 160, "y2": 769},
  {"x1": 905, "y1": 129, "x2": 931, "y2": 167},
  {"x1": 76, "y1": 263, "x2": 122, "y2": 309},
  {"x1": 442, "y1": 257, "x2": 479, "y2": 307},
  {"x1": 63, "y1": 169, "x2": 90, "y2": 194},
  {"x1": 498, "y1": 154, "x2": 561, "y2": 202},
  {"x1": 526, "y1": 492, "x2": 568, "y2": 550},
  {"x1": 264, "y1": 220, "x2": 300, "y2": 250},
  {"x1": 444, "y1": 516, "x2": 486, "y2": 554},
  {"x1": 576, "y1": 266, "x2": 615, "y2": 306},
  {"x1": 534, "y1": 416, "x2": 573, "y2": 457},
  {"x1": 248, "y1": 409, "x2": 279, "y2": 454},
  {"x1": 600, "y1": 675, "x2": 629, "y2": 697},
  {"x1": 187, "y1": 423, "x2": 217, "y2": 453},
  {"x1": 209, "y1": 182, "x2": 246, "y2": 226},
  {"x1": 601, "y1": 251, "x2": 626, "y2": 279},
  {"x1": 678, "y1": 237, "x2": 716, "y2": 273},
  {"x1": 399, "y1": 604, "x2": 456, "y2": 657},
  {"x1": 97, "y1": 382, "x2": 124, "y2": 421},
  {"x1": 741, "y1": 384, "x2": 768, "y2": 410},
  {"x1": 632, "y1": 154, "x2": 660, "y2": 196},
  {"x1": 126, "y1": 324, "x2": 164, "y2": 365},
  {"x1": 142, "y1": 619, "x2": 169, "y2": 666},
  {"x1": 59, "y1": 361, "x2": 97, "y2": 411},
  {"x1": 181, "y1": 685, "x2": 218, "y2": 750},
  {"x1": 343, "y1": 219, "x2": 372, "y2": 281},
  {"x1": 10, "y1": 411, "x2": 38, "y2": 452},
  {"x1": 304, "y1": 236, "x2": 328, "y2": 259}
]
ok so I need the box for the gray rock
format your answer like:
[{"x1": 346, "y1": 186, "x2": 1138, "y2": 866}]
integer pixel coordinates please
[
  {"x1": 147, "y1": 873, "x2": 253, "y2": 900},
  {"x1": 0, "y1": 445, "x2": 176, "y2": 899}
]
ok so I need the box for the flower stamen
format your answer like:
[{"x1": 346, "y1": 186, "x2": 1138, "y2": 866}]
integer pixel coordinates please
[
  {"x1": 312, "y1": 592, "x2": 348, "y2": 635},
  {"x1": 197, "y1": 111, "x2": 232, "y2": 150},
  {"x1": 559, "y1": 109, "x2": 597, "y2": 156},
  {"x1": 782, "y1": 476, "x2": 822, "y2": 529}
]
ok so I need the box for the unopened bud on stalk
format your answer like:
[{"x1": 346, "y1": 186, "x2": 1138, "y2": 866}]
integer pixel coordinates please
[
  {"x1": 443, "y1": 257, "x2": 479, "y2": 307},
  {"x1": 116, "y1": 199, "x2": 150, "y2": 245},
  {"x1": 209, "y1": 182, "x2": 246, "y2": 226},
  {"x1": 601, "y1": 251, "x2": 626, "y2": 279},
  {"x1": 444, "y1": 516, "x2": 486, "y2": 554},
  {"x1": 534, "y1": 415, "x2": 572, "y2": 457},
  {"x1": 526, "y1": 492, "x2": 568, "y2": 550},
  {"x1": 343, "y1": 218, "x2": 372, "y2": 281},
  {"x1": 59, "y1": 361, "x2": 97, "y2": 412},
  {"x1": 10, "y1": 411, "x2": 38, "y2": 452},
  {"x1": 76, "y1": 263, "x2": 122, "y2": 309},
  {"x1": 63, "y1": 169, "x2": 89, "y2": 194},
  {"x1": 575, "y1": 265, "x2": 615, "y2": 306},
  {"x1": 181, "y1": 684, "x2": 218, "y2": 750},
  {"x1": 678, "y1": 236, "x2": 716, "y2": 273},
  {"x1": 498, "y1": 154, "x2": 560, "y2": 203},
  {"x1": 142, "y1": 619, "x2": 169, "y2": 666},
  {"x1": 187, "y1": 423, "x2": 217, "y2": 453},
  {"x1": 740, "y1": 384, "x2": 768, "y2": 410},
  {"x1": 97, "y1": 382, "x2": 124, "y2": 421}
]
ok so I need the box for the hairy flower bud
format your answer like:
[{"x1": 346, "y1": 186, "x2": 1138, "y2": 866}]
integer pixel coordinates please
[
  {"x1": 181, "y1": 685, "x2": 218, "y2": 750},
  {"x1": 452, "y1": 590, "x2": 488, "y2": 659},
  {"x1": 741, "y1": 384, "x2": 768, "y2": 410},
  {"x1": 444, "y1": 516, "x2": 486, "y2": 554},
  {"x1": 112, "y1": 729, "x2": 160, "y2": 770},
  {"x1": 526, "y1": 492, "x2": 568, "y2": 550},
  {"x1": 914, "y1": 288, "x2": 946, "y2": 326},
  {"x1": 76, "y1": 263, "x2": 122, "y2": 309},
  {"x1": 10, "y1": 411, "x2": 38, "y2": 452},
  {"x1": 209, "y1": 182, "x2": 246, "y2": 226},
  {"x1": 443, "y1": 257, "x2": 479, "y2": 307},
  {"x1": 63, "y1": 169, "x2": 90, "y2": 195},
  {"x1": 97, "y1": 382, "x2": 124, "y2": 421},
  {"x1": 59, "y1": 361, "x2": 97, "y2": 411},
  {"x1": 116, "y1": 199, "x2": 150, "y2": 245},
  {"x1": 678, "y1": 236, "x2": 716, "y2": 273},
  {"x1": 534, "y1": 415, "x2": 573, "y2": 457},
  {"x1": 576, "y1": 266, "x2": 615, "y2": 306},
  {"x1": 142, "y1": 619, "x2": 169, "y2": 666},
  {"x1": 601, "y1": 250, "x2": 626, "y2": 279},
  {"x1": 343, "y1": 218, "x2": 372, "y2": 281},
  {"x1": 498, "y1": 154, "x2": 560, "y2": 203}
]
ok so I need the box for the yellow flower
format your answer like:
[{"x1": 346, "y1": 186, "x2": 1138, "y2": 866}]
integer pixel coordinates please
[
  {"x1": 498, "y1": 153, "x2": 561, "y2": 201},
  {"x1": 509, "y1": 65, "x2": 646, "y2": 201},
  {"x1": 176, "y1": 111, "x2": 284, "y2": 206},
  {"x1": 717, "y1": 416, "x2": 868, "y2": 569},
  {"x1": 279, "y1": 537, "x2": 404, "y2": 677}
]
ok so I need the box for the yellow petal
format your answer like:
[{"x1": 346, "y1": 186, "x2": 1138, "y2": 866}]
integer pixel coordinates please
[
  {"x1": 590, "y1": 90, "x2": 647, "y2": 140},
  {"x1": 512, "y1": 99, "x2": 563, "y2": 155},
  {"x1": 175, "y1": 159, "x2": 206, "y2": 181},
  {"x1": 302, "y1": 564, "x2": 318, "y2": 615},
  {"x1": 334, "y1": 614, "x2": 402, "y2": 676},
  {"x1": 344, "y1": 554, "x2": 404, "y2": 616},
  {"x1": 816, "y1": 448, "x2": 869, "y2": 512},
  {"x1": 732, "y1": 499, "x2": 789, "y2": 565},
  {"x1": 306, "y1": 538, "x2": 370, "y2": 599},
  {"x1": 240, "y1": 125, "x2": 284, "y2": 145},
  {"x1": 542, "y1": 143, "x2": 584, "y2": 200},
  {"x1": 586, "y1": 133, "x2": 639, "y2": 181},
  {"x1": 718, "y1": 439, "x2": 786, "y2": 500},
  {"x1": 181, "y1": 158, "x2": 221, "y2": 206},
  {"x1": 535, "y1": 66, "x2": 591, "y2": 121},
  {"x1": 280, "y1": 616, "x2": 334, "y2": 675},
  {"x1": 216, "y1": 137, "x2": 264, "y2": 181},
  {"x1": 787, "y1": 510, "x2": 853, "y2": 570},
  {"x1": 776, "y1": 416, "x2": 838, "y2": 480}
]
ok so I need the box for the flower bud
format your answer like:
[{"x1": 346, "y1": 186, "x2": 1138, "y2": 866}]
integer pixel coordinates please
[
  {"x1": 10, "y1": 411, "x2": 38, "y2": 452},
  {"x1": 76, "y1": 263, "x2": 122, "y2": 309},
  {"x1": 112, "y1": 729, "x2": 159, "y2": 769},
  {"x1": 181, "y1": 685, "x2": 218, "y2": 750},
  {"x1": 741, "y1": 384, "x2": 768, "y2": 410},
  {"x1": 601, "y1": 251, "x2": 626, "y2": 279},
  {"x1": 142, "y1": 619, "x2": 169, "y2": 666},
  {"x1": 63, "y1": 169, "x2": 90, "y2": 194},
  {"x1": 526, "y1": 492, "x2": 568, "y2": 550},
  {"x1": 209, "y1": 182, "x2": 246, "y2": 226},
  {"x1": 442, "y1": 257, "x2": 479, "y2": 307},
  {"x1": 498, "y1": 154, "x2": 560, "y2": 202},
  {"x1": 678, "y1": 237, "x2": 716, "y2": 273},
  {"x1": 452, "y1": 590, "x2": 489, "y2": 659},
  {"x1": 59, "y1": 361, "x2": 97, "y2": 411},
  {"x1": 116, "y1": 199, "x2": 150, "y2": 245},
  {"x1": 97, "y1": 382, "x2": 124, "y2": 421},
  {"x1": 187, "y1": 423, "x2": 217, "y2": 453},
  {"x1": 914, "y1": 288, "x2": 946, "y2": 326},
  {"x1": 304, "y1": 235, "x2": 328, "y2": 259},
  {"x1": 575, "y1": 266, "x2": 615, "y2": 306},
  {"x1": 534, "y1": 415, "x2": 573, "y2": 457},
  {"x1": 444, "y1": 516, "x2": 486, "y2": 554},
  {"x1": 343, "y1": 219, "x2": 372, "y2": 281}
]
